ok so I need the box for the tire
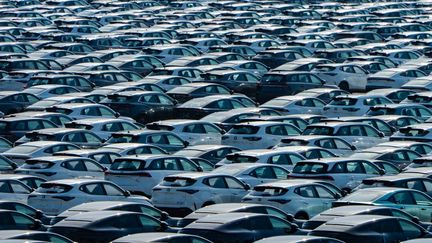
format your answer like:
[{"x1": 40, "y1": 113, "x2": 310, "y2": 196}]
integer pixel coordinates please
[
  {"x1": 339, "y1": 81, "x2": 349, "y2": 91},
  {"x1": 295, "y1": 212, "x2": 309, "y2": 220},
  {"x1": 202, "y1": 201, "x2": 215, "y2": 207}
]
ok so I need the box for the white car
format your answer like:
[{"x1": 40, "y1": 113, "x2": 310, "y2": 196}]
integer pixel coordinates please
[
  {"x1": 366, "y1": 68, "x2": 426, "y2": 90},
  {"x1": 275, "y1": 135, "x2": 357, "y2": 157},
  {"x1": 260, "y1": 96, "x2": 325, "y2": 115},
  {"x1": 23, "y1": 84, "x2": 80, "y2": 99},
  {"x1": 218, "y1": 60, "x2": 269, "y2": 77},
  {"x1": 65, "y1": 118, "x2": 140, "y2": 140},
  {"x1": 402, "y1": 76, "x2": 432, "y2": 91},
  {"x1": 289, "y1": 158, "x2": 384, "y2": 192},
  {"x1": 2, "y1": 141, "x2": 80, "y2": 165},
  {"x1": 216, "y1": 149, "x2": 306, "y2": 170},
  {"x1": 28, "y1": 179, "x2": 150, "y2": 216},
  {"x1": 312, "y1": 63, "x2": 368, "y2": 91},
  {"x1": 0, "y1": 178, "x2": 32, "y2": 203},
  {"x1": 221, "y1": 121, "x2": 301, "y2": 150},
  {"x1": 242, "y1": 180, "x2": 339, "y2": 219},
  {"x1": 151, "y1": 172, "x2": 250, "y2": 215},
  {"x1": 302, "y1": 122, "x2": 386, "y2": 150},
  {"x1": 146, "y1": 119, "x2": 224, "y2": 145},
  {"x1": 323, "y1": 94, "x2": 393, "y2": 117},
  {"x1": 390, "y1": 123, "x2": 432, "y2": 143},
  {"x1": 46, "y1": 103, "x2": 133, "y2": 121},
  {"x1": 211, "y1": 164, "x2": 290, "y2": 187},
  {"x1": 105, "y1": 155, "x2": 202, "y2": 197},
  {"x1": 101, "y1": 143, "x2": 167, "y2": 156},
  {"x1": 16, "y1": 156, "x2": 106, "y2": 180}
]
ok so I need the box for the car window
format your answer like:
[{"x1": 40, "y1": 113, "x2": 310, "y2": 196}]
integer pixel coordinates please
[
  {"x1": 63, "y1": 160, "x2": 86, "y2": 171},
  {"x1": 103, "y1": 183, "x2": 124, "y2": 196},
  {"x1": 205, "y1": 176, "x2": 227, "y2": 188},
  {"x1": 412, "y1": 191, "x2": 432, "y2": 206},
  {"x1": 315, "y1": 185, "x2": 335, "y2": 199},
  {"x1": 81, "y1": 183, "x2": 105, "y2": 195},
  {"x1": 390, "y1": 192, "x2": 415, "y2": 205},
  {"x1": 399, "y1": 220, "x2": 423, "y2": 239},
  {"x1": 295, "y1": 186, "x2": 316, "y2": 198},
  {"x1": 252, "y1": 166, "x2": 276, "y2": 179},
  {"x1": 10, "y1": 181, "x2": 30, "y2": 194}
]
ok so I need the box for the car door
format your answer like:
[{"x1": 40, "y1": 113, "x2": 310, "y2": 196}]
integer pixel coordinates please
[
  {"x1": 82, "y1": 159, "x2": 105, "y2": 179},
  {"x1": 387, "y1": 191, "x2": 419, "y2": 219},
  {"x1": 411, "y1": 191, "x2": 432, "y2": 222},
  {"x1": 62, "y1": 159, "x2": 87, "y2": 179},
  {"x1": 80, "y1": 182, "x2": 108, "y2": 203},
  {"x1": 314, "y1": 184, "x2": 337, "y2": 213},
  {"x1": 102, "y1": 182, "x2": 129, "y2": 201},
  {"x1": 294, "y1": 185, "x2": 323, "y2": 217},
  {"x1": 181, "y1": 123, "x2": 207, "y2": 145},
  {"x1": 345, "y1": 161, "x2": 368, "y2": 189},
  {"x1": 8, "y1": 180, "x2": 31, "y2": 203},
  {"x1": 224, "y1": 176, "x2": 248, "y2": 201}
]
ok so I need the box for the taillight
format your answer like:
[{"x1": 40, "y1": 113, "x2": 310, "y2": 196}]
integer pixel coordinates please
[
  {"x1": 269, "y1": 199, "x2": 291, "y2": 204},
  {"x1": 52, "y1": 196, "x2": 75, "y2": 201},
  {"x1": 243, "y1": 137, "x2": 262, "y2": 141},
  {"x1": 177, "y1": 189, "x2": 199, "y2": 194}
]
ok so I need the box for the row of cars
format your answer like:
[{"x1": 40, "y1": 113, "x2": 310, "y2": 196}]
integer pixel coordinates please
[{"x1": 3, "y1": 0, "x2": 432, "y2": 242}]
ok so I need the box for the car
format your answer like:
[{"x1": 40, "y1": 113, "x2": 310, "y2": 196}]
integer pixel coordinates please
[
  {"x1": 180, "y1": 212, "x2": 298, "y2": 243},
  {"x1": 25, "y1": 96, "x2": 94, "y2": 112},
  {"x1": 367, "y1": 104, "x2": 432, "y2": 122},
  {"x1": 0, "y1": 91, "x2": 39, "y2": 115},
  {"x1": 146, "y1": 119, "x2": 224, "y2": 145},
  {"x1": 166, "y1": 83, "x2": 232, "y2": 104},
  {"x1": 0, "y1": 210, "x2": 45, "y2": 231},
  {"x1": 138, "y1": 75, "x2": 190, "y2": 91},
  {"x1": 177, "y1": 203, "x2": 293, "y2": 228},
  {"x1": 295, "y1": 88, "x2": 349, "y2": 104},
  {"x1": 333, "y1": 187, "x2": 432, "y2": 222},
  {"x1": 350, "y1": 147, "x2": 421, "y2": 169},
  {"x1": 221, "y1": 122, "x2": 301, "y2": 150},
  {"x1": 260, "y1": 96, "x2": 325, "y2": 115},
  {"x1": 15, "y1": 128, "x2": 105, "y2": 149},
  {"x1": 289, "y1": 158, "x2": 384, "y2": 192},
  {"x1": 402, "y1": 91, "x2": 432, "y2": 109},
  {"x1": 64, "y1": 118, "x2": 140, "y2": 140},
  {"x1": 50, "y1": 201, "x2": 167, "y2": 226},
  {"x1": 366, "y1": 68, "x2": 427, "y2": 90},
  {"x1": 390, "y1": 124, "x2": 432, "y2": 143},
  {"x1": 323, "y1": 94, "x2": 393, "y2": 117},
  {"x1": 312, "y1": 63, "x2": 368, "y2": 91},
  {"x1": 23, "y1": 85, "x2": 81, "y2": 100},
  {"x1": 45, "y1": 103, "x2": 126, "y2": 121},
  {"x1": 216, "y1": 148, "x2": 306, "y2": 170},
  {"x1": 27, "y1": 74, "x2": 95, "y2": 92},
  {"x1": 0, "y1": 155, "x2": 17, "y2": 174},
  {"x1": 310, "y1": 215, "x2": 432, "y2": 243},
  {"x1": 242, "y1": 180, "x2": 341, "y2": 219},
  {"x1": 174, "y1": 145, "x2": 241, "y2": 164},
  {"x1": 275, "y1": 136, "x2": 357, "y2": 157},
  {"x1": 367, "y1": 88, "x2": 416, "y2": 103},
  {"x1": 2, "y1": 141, "x2": 80, "y2": 165},
  {"x1": 200, "y1": 70, "x2": 259, "y2": 98},
  {"x1": 0, "y1": 178, "x2": 33, "y2": 203},
  {"x1": 49, "y1": 211, "x2": 168, "y2": 242},
  {"x1": 256, "y1": 235, "x2": 344, "y2": 243},
  {"x1": 112, "y1": 232, "x2": 211, "y2": 243},
  {"x1": 356, "y1": 174, "x2": 432, "y2": 196},
  {"x1": 152, "y1": 173, "x2": 251, "y2": 216},
  {"x1": 101, "y1": 143, "x2": 167, "y2": 156},
  {"x1": 28, "y1": 179, "x2": 149, "y2": 216},
  {"x1": 256, "y1": 71, "x2": 325, "y2": 103},
  {"x1": 0, "y1": 117, "x2": 58, "y2": 142},
  {"x1": 0, "y1": 230, "x2": 72, "y2": 243},
  {"x1": 302, "y1": 122, "x2": 386, "y2": 150},
  {"x1": 212, "y1": 164, "x2": 290, "y2": 187},
  {"x1": 106, "y1": 130, "x2": 188, "y2": 153},
  {"x1": 105, "y1": 155, "x2": 202, "y2": 197},
  {"x1": 374, "y1": 141, "x2": 432, "y2": 155},
  {"x1": 16, "y1": 156, "x2": 106, "y2": 180},
  {"x1": 53, "y1": 149, "x2": 120, "y2": 165},
  {"x1": 101, "y1": 91, "x2": 177, "y2": 123}
]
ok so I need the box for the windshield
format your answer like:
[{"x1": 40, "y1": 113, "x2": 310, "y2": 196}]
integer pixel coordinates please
[
  {"x1": 292, "y1": 162, "x2": 327, "y2": 174},
  {"x1": 330, "y1": 98, "x2": 357, "y2": 106},
  {"x1": 110, "y1": 159, "x2": 146, "y2": 171},
  {"x1": 303, "y1": 126, "x2": 333, "y2": 135}
]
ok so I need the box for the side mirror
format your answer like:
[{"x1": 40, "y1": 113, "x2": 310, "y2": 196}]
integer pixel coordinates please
[
  {"x1": 34, "y1": 210, "x2": 43, "y2": 219},
  {"x1": 350, "y1": 145, "x2": 357, "y2": 151},
  {"x1": 289, "y1": 224, "x2": 299, "y2": 233},
  {"x1": 379, "y1": 168, "x2": 386, "y2": 175},
  {"x1": 183, "y1": 141, "x2": 189, "y2": 147},
  {"x1": 123, "y1": 190, "x2": 131, "y2": 197},
  {"x1": 30, "y1": 219, "x2": 42, "y2": 230},
  {"x1": 244, "y1": 184, "x2": 251, "y2": 190},
  {"x1": 158, "y1": 221, "x2": 168, "y2": 232},
  {"x1": 197, "y1": 166, "x2": 203, "y2": 172},
  {"x1": 413, "y1": 216, "x2": 420, "y2": 224},
  {"x1": 379, "y1": 132, "x2": 385, "y2": 138},
  {"x1": 229, "y1": 90, "x2": 234, "y2": 94},
  {"x1": 161, "y1": 211, "x2": 169, "y2": 221},
  {"x1": 334, "y1": 194, "x2": 341, "y2": 199},
  {"x1": 114, "y1": 112, "x2": 120, "y2": 118}
]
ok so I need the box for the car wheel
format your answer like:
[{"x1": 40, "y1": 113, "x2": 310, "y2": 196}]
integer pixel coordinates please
[
  {"x1": 339, "y1": 81, "x2": 349, "y2": 91},
  {"x1": 294, "y1": 212, "x2": 309, "y2": 220}
]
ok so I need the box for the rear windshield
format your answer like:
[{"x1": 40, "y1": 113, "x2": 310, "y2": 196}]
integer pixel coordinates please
[
  {"x1": 341, "y1": 190, "x2": 385, "y2": 202},
  {"x1": 146, "y1": 124, "x2": 174, "y2": 131},
  {"x1": 161, "y1": 177, "x2": 196, "y2": 187},
  {"x1": 226, "y1": 154, "x2": 259, "y2": 163},
  {"x1": 36, "y1": 183, "x2": 73, "y2": 193},
  {"x1": 399, "y1": 128, "x2": 429, "y2": 137},
  {"x1": 110, "y1": 159, "x2": 146, "y2": 171},
  {"x1": 22, "y1": 160, "x2": 55, "y2": 169},
  {"x1": 292, "y1": 162, "x2": 327, "y2": 174},
  {"x1": 229, "y1": 125, "x2": 260, "y2": 134},
  {"x1": 367, "y1": 108, "x2": 394, "y2": 116},
  {"x1": 251, "y1": 186, "x2": 288, "y2": 196},
  {"x1": 303, "y1": 126, "x2": 333, "y2": 135}
]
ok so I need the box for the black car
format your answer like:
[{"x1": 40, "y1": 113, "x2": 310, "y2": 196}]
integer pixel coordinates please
[
  {"x1": 252, "y1": 50, "x2": 305, "y2": 69},
  {"x1": 256, "y1": 72, "x2": 325, "y2": 103},
  {"x1": 0, "y1": 201, "x2": 51, "y2": 225},
  {"x1": 0, "y1": 210, "x2": 45, "y2": 231},
  {"x1": 201, "y1": 70, "x2": 259, "y2": 98},
  {"x1": 27, "y1": 75, "x2": 95, "y2": 92},
  {"x1": 0, "y1": 91, "x2": 40, "y2": 115},
  {"x1": 310, "y1": 215, "x2": 431, "y2": 243},
  {"x1": 180, "y1": 212, "x2": 298, "y2": 243},
  {"x1": 113, "y1": 233, "x2": 211, "y2": 243},
  {"x1": 174, "y1": 145, "x2": 240, "y2": 164},
  {"x1": 49, "y1": 211, "x2": 167, "y2": 242},
  {"x1": 0, "y1": 230, "x2": 72, "y2": 243},
  {"x1": 0, "y1": 117, "x2": 57, "y2": 142},
  {"x1": 101, "y1": 91, "x2": 177, "y2": 123},
  {"x1": 167, "y1": 82, "x2": 232, "y2": 103}
]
